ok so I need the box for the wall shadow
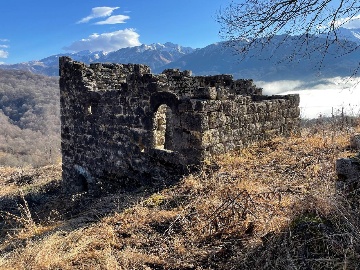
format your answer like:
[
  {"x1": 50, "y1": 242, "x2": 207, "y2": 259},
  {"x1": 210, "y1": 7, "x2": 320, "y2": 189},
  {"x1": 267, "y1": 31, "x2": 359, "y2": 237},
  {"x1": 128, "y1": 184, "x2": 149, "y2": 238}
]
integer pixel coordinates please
[{"x1": 0, "y1": 163, "x2": 200, "y2": 255}]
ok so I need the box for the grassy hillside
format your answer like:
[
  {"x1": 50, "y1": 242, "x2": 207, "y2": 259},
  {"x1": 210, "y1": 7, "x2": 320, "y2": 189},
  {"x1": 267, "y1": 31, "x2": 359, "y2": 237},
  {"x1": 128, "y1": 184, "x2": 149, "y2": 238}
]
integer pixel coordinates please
[
  {"x1": 0, "y1": 120, "x2": 359, "y2": 269},
  {"x1": 0, "y1": 69, "x2": 60, "y2": 167}
]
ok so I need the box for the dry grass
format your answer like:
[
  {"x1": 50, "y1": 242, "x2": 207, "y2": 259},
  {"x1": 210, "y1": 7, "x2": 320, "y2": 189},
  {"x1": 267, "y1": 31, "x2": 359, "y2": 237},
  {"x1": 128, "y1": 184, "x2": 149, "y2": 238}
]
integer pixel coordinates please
[
  {"x1": 1, "y1": 120, "x2": 360, "y2": 269},
  {"x1": 0, "y1": 165, "x2": 61, "y2": 196}
]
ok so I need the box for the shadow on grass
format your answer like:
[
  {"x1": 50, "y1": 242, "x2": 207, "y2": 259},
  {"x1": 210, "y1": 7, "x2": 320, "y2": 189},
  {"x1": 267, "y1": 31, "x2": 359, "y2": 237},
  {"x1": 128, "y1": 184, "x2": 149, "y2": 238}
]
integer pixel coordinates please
[
  {"x1": 197, "y1": 203, "x2": 360, "y2": 270},
  {"x1": 0, "y1": 163, "x2": 197, "y2": 255}
]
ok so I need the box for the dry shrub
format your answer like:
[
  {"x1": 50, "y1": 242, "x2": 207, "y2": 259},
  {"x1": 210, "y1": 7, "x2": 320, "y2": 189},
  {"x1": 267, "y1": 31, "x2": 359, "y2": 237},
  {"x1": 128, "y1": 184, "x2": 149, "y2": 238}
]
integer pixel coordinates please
[{"x1": 1, "y1": 119, "x2": 360, "y2": 269}]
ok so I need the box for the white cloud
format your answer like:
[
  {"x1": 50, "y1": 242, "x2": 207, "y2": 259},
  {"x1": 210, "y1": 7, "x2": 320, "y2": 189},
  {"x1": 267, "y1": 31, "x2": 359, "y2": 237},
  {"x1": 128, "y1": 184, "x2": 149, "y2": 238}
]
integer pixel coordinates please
[
  {"x1": 0, "y1": 50, "x2": 8, "y2": 58},
  {"x1": 78, "y1": 7, "x2": 119, "y2": 24},
  {"x1": 335, "y1": 14, "x2": 360, "y2": 29},
  {"x1": 63, "y1": 29, "x2": 141, "y2": 52},
  {"x1": 95, "y1": 15, "x2": 130, "y2": 25},
  {"x1": 0, "y1": 39, "x2": 9, "y2": 59}
]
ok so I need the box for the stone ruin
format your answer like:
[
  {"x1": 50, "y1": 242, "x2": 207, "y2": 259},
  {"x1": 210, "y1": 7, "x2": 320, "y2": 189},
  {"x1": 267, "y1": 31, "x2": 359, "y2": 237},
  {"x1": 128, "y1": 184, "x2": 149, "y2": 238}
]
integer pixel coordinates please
[
  {"x1": 60, "y1": 56, "x2": 300, "y2": 194},
  {"x1": 336, "y1": 134, "x2": 360, "y2": 192}
]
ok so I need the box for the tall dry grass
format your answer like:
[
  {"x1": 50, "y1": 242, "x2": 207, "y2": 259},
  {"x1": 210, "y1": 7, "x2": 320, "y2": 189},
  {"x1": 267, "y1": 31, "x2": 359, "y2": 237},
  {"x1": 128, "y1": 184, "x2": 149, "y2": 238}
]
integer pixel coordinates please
[{"x1": 1, "y1": 118, "x2": 360, "y2": 269}]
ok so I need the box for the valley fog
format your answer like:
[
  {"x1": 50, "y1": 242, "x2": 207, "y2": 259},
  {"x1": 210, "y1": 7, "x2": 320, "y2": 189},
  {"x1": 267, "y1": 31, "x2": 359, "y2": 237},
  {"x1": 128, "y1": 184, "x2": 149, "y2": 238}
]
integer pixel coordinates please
[{"x1": 259, "y1": 77, "x2": 360, "y2": 119}]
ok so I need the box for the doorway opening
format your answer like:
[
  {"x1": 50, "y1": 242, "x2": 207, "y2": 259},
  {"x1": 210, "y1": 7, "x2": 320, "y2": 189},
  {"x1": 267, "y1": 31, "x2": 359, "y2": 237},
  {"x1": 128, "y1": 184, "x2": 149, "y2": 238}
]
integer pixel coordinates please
[{"x1": 153, "y1": 104, "x2": 174, "y2": 151}]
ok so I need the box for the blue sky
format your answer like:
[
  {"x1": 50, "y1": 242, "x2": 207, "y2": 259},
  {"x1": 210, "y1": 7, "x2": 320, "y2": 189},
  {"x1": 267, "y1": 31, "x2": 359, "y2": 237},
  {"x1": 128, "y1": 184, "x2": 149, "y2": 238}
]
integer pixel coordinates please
[
  {"x1": 0, "y1": 0, "x2": 358, "y2": 64},
  {"x1": 0, "y1": 0, "x2": 232, "y2": 64}
]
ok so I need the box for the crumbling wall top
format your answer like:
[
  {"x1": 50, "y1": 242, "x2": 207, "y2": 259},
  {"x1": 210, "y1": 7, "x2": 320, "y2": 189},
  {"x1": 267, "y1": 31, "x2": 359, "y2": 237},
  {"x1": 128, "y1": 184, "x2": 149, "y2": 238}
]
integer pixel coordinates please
[{"x1": 59, "y1": 56, "x2": 263, "y2": 98}]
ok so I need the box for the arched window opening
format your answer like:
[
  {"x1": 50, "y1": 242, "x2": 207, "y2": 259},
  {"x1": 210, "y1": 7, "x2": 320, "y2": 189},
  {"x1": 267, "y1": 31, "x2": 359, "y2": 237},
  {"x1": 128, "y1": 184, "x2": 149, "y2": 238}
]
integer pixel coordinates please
[{"x1": 153, "y1": 104, "x2": 174, "y2": 150}]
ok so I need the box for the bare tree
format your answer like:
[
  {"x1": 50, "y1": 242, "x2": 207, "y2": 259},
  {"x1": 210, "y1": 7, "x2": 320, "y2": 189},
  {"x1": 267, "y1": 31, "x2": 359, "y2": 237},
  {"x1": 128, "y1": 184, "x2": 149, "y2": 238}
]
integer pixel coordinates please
[{"x1": 218, "y1": 0, "x2": 360, "y2": 71}]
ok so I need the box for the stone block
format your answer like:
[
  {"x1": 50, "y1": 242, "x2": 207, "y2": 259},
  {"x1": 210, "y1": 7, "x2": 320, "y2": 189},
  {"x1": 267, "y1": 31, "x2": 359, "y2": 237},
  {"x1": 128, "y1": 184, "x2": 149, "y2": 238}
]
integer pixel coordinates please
[
  {"x1": 193, "y1": 87, "x2": 217, "y2": 100},
  {"x1": 224, "y1": 141, "x2": 236, "y2": 152},
  {"x1": 216, "y1": 87, "x2": 229, "y2": 100},
  {"x1": 350, "y1": 134, "x2": 360, "y2": 149},
  {"x1": 336, "y1": 157, "x2": 360, "y2": 191},
  {"x1": 208, "y1": 112, "x2": 227, "y2": 129},
  {"x1": 191, "y1": 99, "x2": 222, "y2": 112},
  {"x1": 256, "y1": 102, "x2": 266, "y2": 113},
  {"x1": 180, "y1": 112, "x2": 209, "y2": 132},
  {"x1": 201, "y1": 129, "x2": 220, "y2": 148},
  {"x1": 222, "y1": 100, "x2": 234, "y2": 115},
  {"x1": 178, "y1": 99, "x2": 194, "y2": 112},
  {"x1": 210, "y1": 143, "x2": 225, "y2": 155}
]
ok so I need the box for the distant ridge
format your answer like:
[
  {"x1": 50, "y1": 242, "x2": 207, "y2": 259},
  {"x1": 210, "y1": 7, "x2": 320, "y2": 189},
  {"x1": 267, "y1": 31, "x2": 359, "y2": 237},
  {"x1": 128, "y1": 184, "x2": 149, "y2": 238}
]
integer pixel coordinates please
[
  {"x1": 1, "y1": 27, "x2": 360, "y2": 80},
  {"x1": 158, "y1": 35, "x2": 360, "y2": 81},
  {"x1": 0, "y1": 42, "x2": 195, "y2": 76}
]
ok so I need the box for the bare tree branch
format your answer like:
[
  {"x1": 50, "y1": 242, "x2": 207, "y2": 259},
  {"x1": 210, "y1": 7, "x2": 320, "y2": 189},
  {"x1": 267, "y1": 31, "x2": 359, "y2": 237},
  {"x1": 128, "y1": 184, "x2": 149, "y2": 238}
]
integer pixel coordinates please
[{"x1": 217, "y1": 0, "x2": 360, "y2": 71}]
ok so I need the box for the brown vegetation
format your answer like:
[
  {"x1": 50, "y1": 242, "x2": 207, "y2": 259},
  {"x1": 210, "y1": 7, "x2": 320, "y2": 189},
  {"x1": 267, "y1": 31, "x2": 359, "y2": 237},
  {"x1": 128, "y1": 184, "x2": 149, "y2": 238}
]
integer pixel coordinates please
[
  {"x1": 0, "y1": 119, "x2": 360, "y2": 269},
  {"x1": 0, "y1": 69, "x2": 60, "y2": 167}
]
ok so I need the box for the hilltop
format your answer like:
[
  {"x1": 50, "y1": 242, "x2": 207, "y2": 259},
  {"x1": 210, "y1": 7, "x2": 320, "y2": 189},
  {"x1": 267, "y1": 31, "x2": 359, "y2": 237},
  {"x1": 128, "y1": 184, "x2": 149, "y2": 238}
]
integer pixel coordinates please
[{"x1": 1, "y1": 120, "x2": 360, "y2": 269}]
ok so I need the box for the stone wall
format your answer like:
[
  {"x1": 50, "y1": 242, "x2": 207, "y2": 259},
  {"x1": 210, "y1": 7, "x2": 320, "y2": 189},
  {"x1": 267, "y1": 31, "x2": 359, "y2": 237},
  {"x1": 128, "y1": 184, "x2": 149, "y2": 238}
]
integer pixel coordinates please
[{"x1": 60, "y1": 57, "x2": 300, "y2": 193}]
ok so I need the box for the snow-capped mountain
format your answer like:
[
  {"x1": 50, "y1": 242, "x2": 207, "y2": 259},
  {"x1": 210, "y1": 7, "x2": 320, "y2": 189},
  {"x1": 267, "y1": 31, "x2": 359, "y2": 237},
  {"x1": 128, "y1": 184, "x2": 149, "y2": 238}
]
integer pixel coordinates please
[
  {"x1": 158, "y1": 35, "x2": 360, "y2": 81},
  {"x1": 0, "y1": 34, "x2": 359, "y2": 80},
  {"x1": 328, "y1": 27, "x2": 360, "y2": 44},
  {"x1": 0, "y1": 43, "x2": 195, "y2": 76},
  {"x1": 101, "y1": 42, "x2": 195, "y2": 71},
  {"x1": 0, "y1": 50, "x2": 108, "y2": 76}
]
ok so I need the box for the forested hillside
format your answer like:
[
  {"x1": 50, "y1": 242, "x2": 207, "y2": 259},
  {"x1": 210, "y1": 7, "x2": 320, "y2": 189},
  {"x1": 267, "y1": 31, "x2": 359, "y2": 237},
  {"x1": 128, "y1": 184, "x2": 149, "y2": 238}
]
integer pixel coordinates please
[{"x1": 0, "y1": 69, "x2": 60, "y2": 166}]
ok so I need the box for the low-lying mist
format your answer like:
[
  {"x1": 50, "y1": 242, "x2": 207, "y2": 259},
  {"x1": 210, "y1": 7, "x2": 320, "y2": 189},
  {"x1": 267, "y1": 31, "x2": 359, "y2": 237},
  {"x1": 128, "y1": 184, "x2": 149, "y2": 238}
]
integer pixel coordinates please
[{"x1": 258, "y1": 77, "x2": 360, "y2": 119}]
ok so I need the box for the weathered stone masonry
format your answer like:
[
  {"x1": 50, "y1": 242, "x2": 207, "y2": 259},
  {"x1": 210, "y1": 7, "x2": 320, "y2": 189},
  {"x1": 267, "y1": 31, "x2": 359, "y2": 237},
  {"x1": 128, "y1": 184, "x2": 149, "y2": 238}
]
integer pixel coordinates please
[{"x1": 60, "y1": 56, "x2": 300, "y2": 193}]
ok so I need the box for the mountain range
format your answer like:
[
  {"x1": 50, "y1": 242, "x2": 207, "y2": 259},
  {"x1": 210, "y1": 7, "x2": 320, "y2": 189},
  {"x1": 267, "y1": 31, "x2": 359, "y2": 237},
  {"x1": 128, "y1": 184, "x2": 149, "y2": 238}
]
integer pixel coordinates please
[{"x1": 1, "y1": 28, "x2": 360, "y2": 81}]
